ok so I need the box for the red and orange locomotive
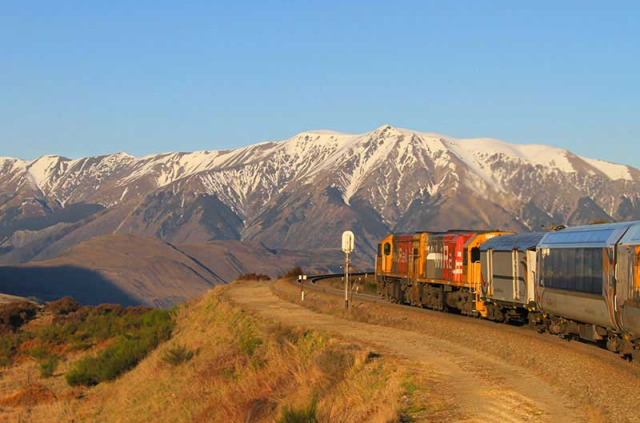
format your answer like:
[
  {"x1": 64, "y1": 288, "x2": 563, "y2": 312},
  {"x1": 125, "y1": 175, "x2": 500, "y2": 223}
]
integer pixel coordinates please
[{"x1": 376, "y1": 230, "x2": 509, "y2": 317}]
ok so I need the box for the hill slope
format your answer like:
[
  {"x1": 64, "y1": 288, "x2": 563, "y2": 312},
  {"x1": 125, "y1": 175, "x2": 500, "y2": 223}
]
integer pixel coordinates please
[
  {"x1": 0, "y1": 235, "x2": 364, "y2": 306},
  {"x1": 0, "y1": 234, "x2": 221, "y2": 307}
]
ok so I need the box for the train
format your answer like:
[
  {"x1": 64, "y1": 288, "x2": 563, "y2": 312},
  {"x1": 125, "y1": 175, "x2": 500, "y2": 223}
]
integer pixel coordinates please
[{"x1": 375, "y1": 222, "x2": 640, "y2": 359}]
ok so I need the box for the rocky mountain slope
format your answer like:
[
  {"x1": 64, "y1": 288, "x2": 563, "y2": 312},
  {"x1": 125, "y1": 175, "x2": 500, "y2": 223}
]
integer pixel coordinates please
[{"x1": 1, "y1": 125, "x2": 638, "y2": 265}]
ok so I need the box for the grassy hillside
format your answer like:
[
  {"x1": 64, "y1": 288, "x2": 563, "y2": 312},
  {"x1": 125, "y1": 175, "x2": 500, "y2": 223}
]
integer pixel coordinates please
[{"x1": 0, "y1": 283, "x2": 429, "y2": 423}]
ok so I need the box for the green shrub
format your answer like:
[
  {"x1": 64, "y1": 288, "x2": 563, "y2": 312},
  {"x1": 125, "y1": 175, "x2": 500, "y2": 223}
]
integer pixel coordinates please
[
  {"x1": 231, "y1": 312, "x2": 262, "y2": 357},
  {"x1": 0, "y1": 334, "x2": 18, "y2": 367},
  {"x1": 162, "y1": 344, "x2": 195, "y2": 366},
  {"x1": 39, "y1": 355, "x2": 60, "y2": 378},
  {"x1": 27, "y1": 345, "x2": 50, "y2": 360},
  {"x1": 66, "y1": 309, "x2": 174, "y2": 386},
  {"x1": 277, "y1": 398, "x2": 318, "y2": 423}
]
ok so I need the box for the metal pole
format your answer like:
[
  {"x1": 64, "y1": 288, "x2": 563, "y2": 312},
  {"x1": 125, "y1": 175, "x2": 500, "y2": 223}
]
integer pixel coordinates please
[{"x1": 345, "y1": 252, "x2": 349, "y2": 309}]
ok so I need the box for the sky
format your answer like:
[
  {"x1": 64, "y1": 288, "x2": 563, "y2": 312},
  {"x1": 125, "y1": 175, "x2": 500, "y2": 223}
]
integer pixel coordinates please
[{"x1": 1, "y1": 1, "x2": 638, "y2": 168}]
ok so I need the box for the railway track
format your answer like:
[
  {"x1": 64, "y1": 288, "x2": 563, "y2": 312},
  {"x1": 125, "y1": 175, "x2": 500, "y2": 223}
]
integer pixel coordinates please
[
  {"x1": 298, "y1": 273, "x2": 380, "y2": 301},
  {"x1": 301, "y1": 274, "x2": 640, "y2": 358},
  {"x1": 306, "y1": 272, "x2": 367, "y2": 284},
  {"x1": 302, "y1": 274, "x2": 418, "y2": 305}
]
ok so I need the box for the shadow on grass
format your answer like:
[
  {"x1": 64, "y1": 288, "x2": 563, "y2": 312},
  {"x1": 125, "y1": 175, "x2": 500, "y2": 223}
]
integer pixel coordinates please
[{"x1": 0, "y1": 265, "x2": 139, "y2": 306}]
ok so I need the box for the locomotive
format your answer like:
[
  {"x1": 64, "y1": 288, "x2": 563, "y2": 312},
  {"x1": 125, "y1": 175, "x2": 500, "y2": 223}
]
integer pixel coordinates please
[{"x1": 375, "y1": 222, "x2": 640, "y2": 358}]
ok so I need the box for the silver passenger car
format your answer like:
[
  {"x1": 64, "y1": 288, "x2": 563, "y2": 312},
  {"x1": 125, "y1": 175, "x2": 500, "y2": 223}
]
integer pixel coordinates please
[{"x1": 537, "y1": 222, "x2": 640, "y2": 339}]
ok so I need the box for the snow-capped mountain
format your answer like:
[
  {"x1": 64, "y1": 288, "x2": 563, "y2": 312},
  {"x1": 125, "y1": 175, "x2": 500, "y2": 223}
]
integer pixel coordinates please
[{"x1": 1, "y1": 125, "x2": 639, "y2": 264}]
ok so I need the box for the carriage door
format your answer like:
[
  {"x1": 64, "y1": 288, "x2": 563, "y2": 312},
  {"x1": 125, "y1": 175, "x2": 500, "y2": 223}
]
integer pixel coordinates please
[
  {"x1": 526, "y1": 250, "x2": 537, "y2": 304},
  {"x1": 634, "y1": 247, "x2": 640, "y2": 300}
]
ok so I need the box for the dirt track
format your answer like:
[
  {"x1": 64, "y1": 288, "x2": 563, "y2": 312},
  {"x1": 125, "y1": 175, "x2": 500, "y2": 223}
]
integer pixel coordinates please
[{"x1": 222, "y1": 281, "x2": 628, "y2": 423}]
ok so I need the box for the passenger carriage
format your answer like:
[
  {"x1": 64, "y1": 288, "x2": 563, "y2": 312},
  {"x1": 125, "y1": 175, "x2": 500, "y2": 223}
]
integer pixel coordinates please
[{"x1": 536, "y1": 221, "x2": 640, "y2": 356}]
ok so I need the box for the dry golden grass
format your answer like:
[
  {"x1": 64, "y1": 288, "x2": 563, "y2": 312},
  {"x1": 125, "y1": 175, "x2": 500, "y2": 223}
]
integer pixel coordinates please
[
  {"x1": 1, "y1": 285, "x2": 429, "y2": 423},
  {"x1": 273, "y1": 278, "x2": 381, "y2": 325}
]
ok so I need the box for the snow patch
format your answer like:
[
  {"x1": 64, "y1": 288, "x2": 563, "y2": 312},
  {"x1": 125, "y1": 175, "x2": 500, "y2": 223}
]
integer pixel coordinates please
[
  {"x1": 580, "y1": 157, "x2": 633, "y2": 181},
  {"x1": 26, "y1": 155, "x2": 69, "y2": 190}
]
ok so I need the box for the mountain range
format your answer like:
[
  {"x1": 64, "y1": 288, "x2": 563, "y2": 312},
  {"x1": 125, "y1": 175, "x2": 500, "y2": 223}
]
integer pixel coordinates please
[{"x1": 1, "y1": 125, "x2": 638, "y2": 296}]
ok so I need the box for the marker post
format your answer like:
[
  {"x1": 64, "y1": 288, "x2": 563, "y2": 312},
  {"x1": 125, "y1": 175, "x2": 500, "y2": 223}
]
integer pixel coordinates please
[
  {"x1": 299, "y1": 274, "x2": 307, "y2": 301},
  {"x1": 341, "y1": 231, "x2": 355, "y2": 310}
]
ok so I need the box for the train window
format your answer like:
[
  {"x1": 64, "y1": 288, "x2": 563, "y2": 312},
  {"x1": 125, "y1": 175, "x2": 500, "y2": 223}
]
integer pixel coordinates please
[
  {"x1": 470, "y1": 247, "x2": 481, "y2": 263},
  {"x1": 541, "y1": 248, "x2": 603, "y2": 295},
  {"x1": 384, "y1": 242, "x2": 391, "y2": 256}
]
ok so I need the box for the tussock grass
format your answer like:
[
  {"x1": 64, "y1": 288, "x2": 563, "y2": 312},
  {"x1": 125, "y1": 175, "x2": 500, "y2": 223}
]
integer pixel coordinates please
[
  {"x1": 277, "y1": 397, "x2": 318, "y2": 423},
  {"x1": 162, "y1": 344, "x2": 196, "y2": 366},
  {"x1": 10, "y1": 285, "x2": 421, "y2": 422},
  {"x1": 38, "y1": 354, "x2": 60, "y2": 378}
]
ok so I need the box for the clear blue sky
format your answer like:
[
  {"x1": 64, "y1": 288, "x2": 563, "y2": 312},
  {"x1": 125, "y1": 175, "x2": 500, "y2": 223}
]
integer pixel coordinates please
[{"x1": 1, "y1": 1, "x2": 638, "y2": 168}]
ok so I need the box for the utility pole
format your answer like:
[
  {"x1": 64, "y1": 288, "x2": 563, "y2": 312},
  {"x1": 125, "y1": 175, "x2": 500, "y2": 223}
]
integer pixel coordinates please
[{"x1": 342, "y1": 231, "x2": 355, "y2": 310}]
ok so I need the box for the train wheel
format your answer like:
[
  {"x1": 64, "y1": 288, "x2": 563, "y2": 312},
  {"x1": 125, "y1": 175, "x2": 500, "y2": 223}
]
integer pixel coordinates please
[{"x1": 606, "y1": 336, "x2": 620, "y2": 353}]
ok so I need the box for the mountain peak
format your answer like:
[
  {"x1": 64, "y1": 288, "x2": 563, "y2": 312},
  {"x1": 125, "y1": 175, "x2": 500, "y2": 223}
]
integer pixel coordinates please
[{"x1": 373, "y1": 124, "x2": 401, "y2": 134}]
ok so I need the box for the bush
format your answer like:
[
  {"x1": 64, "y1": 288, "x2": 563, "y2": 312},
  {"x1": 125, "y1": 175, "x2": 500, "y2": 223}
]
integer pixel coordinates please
[
  {"x1": 162, "y1": 344, "x2": 195, "y2": 366},
  {"x1": 236, "y1": 273, "x2": 271, "y2": 281},
  {"x1": 66, "y1": 309, "x2": 174, "y2": 386},
  {"x1": 27, "y1": 345, "x2": 50, "y2": 360},
  {"x1": 0, "y1": 333, "x2": 18, "y2": 367},
  {"x1": 39, "y1": 355, "x2": 60, "y2": 378},
  {"x1": 284, "y1": 267, "x2": 304, "y2": 279},
  {"x1": 277, "y1": 398, "x2": 318, "y2": 423},
  {"x1": 46, "y1": 297, "x2": 79, "y2": 315},
  {"x1": 38, "y1": 304, "x2": 166, "y2": 349},
  {"x1": 0, "y1": 301, "x2": 38, "y2": 332}
]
